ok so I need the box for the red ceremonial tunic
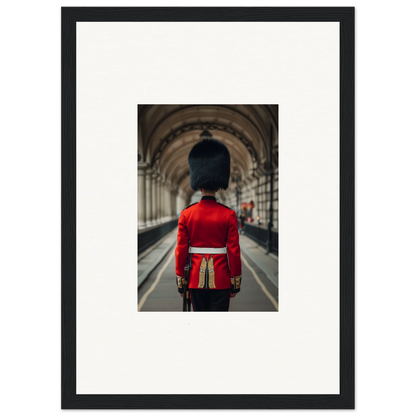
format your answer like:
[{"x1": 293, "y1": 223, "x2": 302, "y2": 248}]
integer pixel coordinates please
[{"x1": 175, "y1": 196, "x2": 242, "y2": 290}]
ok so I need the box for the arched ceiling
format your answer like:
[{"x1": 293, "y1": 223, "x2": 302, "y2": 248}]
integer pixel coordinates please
[{"x1": 138, "y1": 105, "x2": 278, "y2": 200}]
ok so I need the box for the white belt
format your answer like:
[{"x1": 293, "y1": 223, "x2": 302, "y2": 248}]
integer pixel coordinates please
[{"x1": 189, "y1": 247, "x2": 227, "y2": 254}]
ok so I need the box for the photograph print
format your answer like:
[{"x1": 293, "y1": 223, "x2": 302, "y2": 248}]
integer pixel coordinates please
[{"x1": 137, "y1": 105, "x2": 278, "y2": 312}]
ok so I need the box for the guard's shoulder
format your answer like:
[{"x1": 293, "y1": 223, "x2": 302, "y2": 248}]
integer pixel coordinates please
[
  {"x1": 217, "y1": 202, "x2": 232, "y2": 210},
  {"x1": 181, "y1": 202, "x2": 198, "y2": 212}
]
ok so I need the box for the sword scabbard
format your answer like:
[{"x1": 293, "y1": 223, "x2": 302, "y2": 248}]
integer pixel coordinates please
[{"x1": 183, "y1": 262, "x2": 191, "y2": 312}]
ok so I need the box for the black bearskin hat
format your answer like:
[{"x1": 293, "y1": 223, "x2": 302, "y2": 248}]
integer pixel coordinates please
[{"x1": 188, "y1": 138, "x2": 230, "y2": 191}]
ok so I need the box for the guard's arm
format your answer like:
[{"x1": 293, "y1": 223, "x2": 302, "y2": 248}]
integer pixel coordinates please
[
  {"x1": 227, "y1": 210, "x2": 242, "y2": 293},
  {"x1": 175, "y1": 211, "x2": 189, "y2": 293}
]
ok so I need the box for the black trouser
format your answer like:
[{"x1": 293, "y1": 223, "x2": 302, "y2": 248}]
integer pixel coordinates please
[{"x1": 190, "y1": 289, "x2": 230, "y2": 311}]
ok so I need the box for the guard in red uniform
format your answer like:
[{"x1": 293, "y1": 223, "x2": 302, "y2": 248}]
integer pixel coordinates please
[{"x1": 175, "y1": 138, "x2": 242, "y2": 311}]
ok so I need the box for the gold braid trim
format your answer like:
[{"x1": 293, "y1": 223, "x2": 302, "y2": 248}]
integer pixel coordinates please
[
  {"x1": 235, "y1": 275, "x2": 242, "y2": 289},
  {"x1": 208, "y1": 255, "x2": 216, "y2": 289},
  {"x1": 198, "y1": 256, "x2": 207, "y2": 288}
]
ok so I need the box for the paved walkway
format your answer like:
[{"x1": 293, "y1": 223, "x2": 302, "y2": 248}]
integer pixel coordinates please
[
  {"x1": 138, "y1": 229, "x2": 278, "y2": 288},
  {"x1": 137, "y1": 227, "x2": 178, "y2": 288},
  {"x1": 239, "y1": 234, "x2": 279, "y2": 288}
]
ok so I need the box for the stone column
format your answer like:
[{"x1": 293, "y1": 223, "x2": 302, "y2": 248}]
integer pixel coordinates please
[
  {"x1": 145, "y1": 168, "x2": 153, "y2": 227},
  {"x1": 250, "y1": 178, "x2": 256, "y2": 220},
  {"x1": 176, "y1": 192, "x2": 180, "y2": 216},
  {"x1": 152, "y1": 172, "x2": 158, "y2": 225},
  {"x1": 156, "y1": 175, "x2": 162, "y2": 224},
  {"x1": 261, "y1": 177, "x2": 264, "y2": 224},
  {"x1": 163, "y1": 179, "x2": 170, "y2": 221},
  {"x1": 171, "y1": 187, "x2": 178, "y2": 218},
  {"x1": 170, "y1": 191, "x2": 174, "y2": 219},
  {"x1": 137, "y1": 162, "x2": 148, "y2": 229},
  {"x1": 274, "y1": 167, "x2": 279, "y2": 229},
  {"x1": 159, "y1": 177, "x2": 163, "y2": 222},
  {"x1": 161, "y1": 178, "x2": 167, "y2": 221},
  {"x1": 171, "y1": 186, "x2": 178, "y2": 218},
  {"x1": 241, "y1": 179, "x2": 249, "y2": 203},
  {"x1": 254, "y1": 175, "x2": 260, "y2": 222},
  {"x1": 177, "y1": 189, "x2": 186, "y2": 213}
]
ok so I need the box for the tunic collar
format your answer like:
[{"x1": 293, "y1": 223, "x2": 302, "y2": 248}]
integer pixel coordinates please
[{"x1": 200, "y1": 195, "x2": 217, "y2": 202}]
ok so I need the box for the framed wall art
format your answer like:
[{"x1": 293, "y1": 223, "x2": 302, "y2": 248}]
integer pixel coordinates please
[{"x1": 62, "y1": 6, "x2": 354, "y2": 409}]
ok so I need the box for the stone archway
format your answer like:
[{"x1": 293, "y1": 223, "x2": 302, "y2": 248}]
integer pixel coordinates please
[{"x1": 138, "y1": 105, "x2": 278, "y2": 230}]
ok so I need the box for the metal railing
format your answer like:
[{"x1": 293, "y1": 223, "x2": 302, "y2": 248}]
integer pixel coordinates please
[
  {"x1": 242, "y1": 222, "x2": 278, "y2": 256},
  {"x1": 138, "y1": 219, "x2": 178, "y2": 256}
]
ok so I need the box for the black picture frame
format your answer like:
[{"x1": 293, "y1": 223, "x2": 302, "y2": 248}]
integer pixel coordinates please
[{"x1": 62, "y1": 7, "x2": 354, "y2": 409}]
